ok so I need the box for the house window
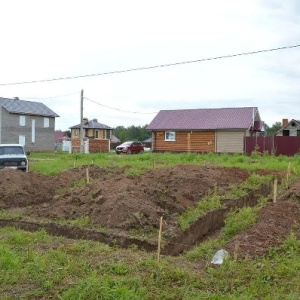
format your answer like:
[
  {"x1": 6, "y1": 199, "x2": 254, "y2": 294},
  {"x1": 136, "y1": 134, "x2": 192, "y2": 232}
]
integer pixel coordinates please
[
  {"x1": 106, "y1": 130, "x2": 111, "y2": 139},
  {"x1": 19, "y1": 135, "x2": 25, "y2": 146},
  {"x1": 103, "y1": 130, "x2": 106, "y2": 139},
  {"x1": 44, "y1": 118, "x2": 49, "y2": 128},
  {"x1": 19, "y1": 115, "x2": 25, "y2": 126},
  {"x1": 283, "y1": 130, "x2": 290, "y2": 136},
  {"x1": 95, "y1": 130, "x2": 99, "y2": 138},
  {"x1": 165, "y1": 131, "x2": 176, "y2": 141},
  {"x1": 31, "y1": 119, "x2": 36, "y2": 143},
  {"x1": 74, "y1": 129, "x2": 79, "y2": 136}
]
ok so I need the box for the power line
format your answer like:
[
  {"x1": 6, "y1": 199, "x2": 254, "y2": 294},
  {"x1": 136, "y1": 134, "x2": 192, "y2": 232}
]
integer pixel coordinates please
[
  {"x1": 22, "y1": 92, "x2": 78, "y2": 100},
  {"x1": 84, "y1": 97, "x2": 158, "y2": 114},
  {"x1": 0, "y1": 43, "x2": 299, "y2": 86}
]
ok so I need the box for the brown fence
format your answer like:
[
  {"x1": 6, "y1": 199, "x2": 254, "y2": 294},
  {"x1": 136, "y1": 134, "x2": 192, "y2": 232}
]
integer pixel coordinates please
[{"x1": 245, "y1": 136, "x2": 300, "y2": 156}]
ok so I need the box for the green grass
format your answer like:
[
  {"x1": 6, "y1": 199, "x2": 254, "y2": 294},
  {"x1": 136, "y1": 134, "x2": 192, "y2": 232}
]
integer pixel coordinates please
[
  {"x1": 0, "y1": 226, "x2": 299, "y2": 299},
  {"x1": 185, "y1": 196, "x2": 265, "y2": 261},
  {"x1": 178, "y1": 189, "x2": 222, "y2": 230},
  {"x1": 28, "y1": 151, "x2": 300, "y2": 176},
  {"x1": 222, "y1": 206, "x2": 258, "y2": 237},
  {"x1": 177, "y1": 173, "x2": 273, "y2": 231},
  {"x1": 68, "y1": 216, "x2": 90, "y2": 227}
]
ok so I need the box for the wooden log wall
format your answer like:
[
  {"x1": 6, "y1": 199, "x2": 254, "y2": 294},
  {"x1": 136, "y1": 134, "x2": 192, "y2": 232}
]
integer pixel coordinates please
[{"x1": 154, "y1": 131, "x2": 215, "y2": 152}]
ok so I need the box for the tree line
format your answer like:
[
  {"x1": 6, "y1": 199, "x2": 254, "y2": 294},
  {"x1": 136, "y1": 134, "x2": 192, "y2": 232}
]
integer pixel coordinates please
[
  {"x1": 264, "y1": 122, "x2": 282, "y2": 135},
  {"x1": 113, "y1": 125, "x2": 151, "y2": 142}
]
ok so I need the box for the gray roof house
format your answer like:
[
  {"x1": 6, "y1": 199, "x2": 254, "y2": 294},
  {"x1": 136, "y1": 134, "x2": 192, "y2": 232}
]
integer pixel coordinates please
[
  {"x1": 70, "y1": 118, "x2": 112, "y2": 131},
  {"x1": 275, "y1": 119, "x2": 300, "y2": 136},
  {"x1": 0, "y1": 97, "x2": 59, "y2": 151},
  {"x1": 69, "y1": 118, "x2": 113, "y2": 153},
  {"x1": 147, "y1": 107, "x2": 264, "y2": 153}
]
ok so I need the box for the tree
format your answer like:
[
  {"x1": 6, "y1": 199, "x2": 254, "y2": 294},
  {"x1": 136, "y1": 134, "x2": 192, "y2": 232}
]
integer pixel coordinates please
[
  {"x1": 266, "y1": 121, "x2": 282, "y2": 136},
  {"x1": 113, "y1": 126, "x2": 127, "y2": 142},
  {"x1": 65, "y1": 130, "x2": 71, "y2": 138},
  {"x1": 113, "y1": 125, "x2": 151, "y2": 142}
]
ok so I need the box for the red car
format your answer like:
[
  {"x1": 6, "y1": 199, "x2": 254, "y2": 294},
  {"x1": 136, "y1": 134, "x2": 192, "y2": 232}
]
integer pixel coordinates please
[{"x1": 115, "y1": 141, "x2": 144, "y2": 154}]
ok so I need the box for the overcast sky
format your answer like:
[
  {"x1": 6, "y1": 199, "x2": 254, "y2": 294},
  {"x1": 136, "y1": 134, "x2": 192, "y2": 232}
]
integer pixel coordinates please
[{"x1": 0, "y1": 0, "x2": 299, "y2": 131}]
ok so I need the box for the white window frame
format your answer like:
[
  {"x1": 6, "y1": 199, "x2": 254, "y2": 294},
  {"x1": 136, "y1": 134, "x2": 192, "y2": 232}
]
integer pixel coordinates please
[
  {"x1": 19, "y1": 115, "x2": 26, "y2": 126},
  {"x1": 19, "y1": 135, "x2": 26, "y2": 146},
  {"x1": 165, "y1": 131, "x2": 176, "y2": 141},
  {"x1": 44, "y1": 117, "x2": 50, "y2": 128},
  {"x1": 31, "y1": 119, "x2": 36, "y2": 143}
]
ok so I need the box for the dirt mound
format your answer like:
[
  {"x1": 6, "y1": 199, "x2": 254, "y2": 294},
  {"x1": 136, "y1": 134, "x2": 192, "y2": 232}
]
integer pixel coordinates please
[
  {"x1": 224, "y1": 181, "x2": 300, "y2": 258},
  {"x1": 22, "y1": 165, "x2": 249, "y2": 233},
  {"x1": 0, "y1": 169, "x2": 56, "y2": 208},
  {"x1": 1, "y1": 165, "x2": 248, "y2": 232},
  {"x1": 0, "y1": 166, "x2": 129, "y2": 209},
  {"x1": 0, "y1": 164, "x2": 299, "y2": 258},
  {"x1": 224, "y1": 200, "x2": 300, "y2": 258}
]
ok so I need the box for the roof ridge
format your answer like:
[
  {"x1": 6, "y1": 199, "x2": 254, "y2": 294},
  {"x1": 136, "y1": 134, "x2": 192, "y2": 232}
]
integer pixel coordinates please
[
  {"x1": 0, "y1": 96, "x2": 45, "y2": 105},
  {"x1": 0, "y1": 96, "x2": 59, "y2": 117},
  {"x1": 160, "y1": 106, "x2": 257, "y2": 111}
]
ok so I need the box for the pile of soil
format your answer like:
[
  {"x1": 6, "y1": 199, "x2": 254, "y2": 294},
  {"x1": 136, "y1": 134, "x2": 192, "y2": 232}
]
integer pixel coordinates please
[
  {"x1": 0, "y1": 165, "x2": 299, "y2": 257},
  {"x1": 224, "y1": 181, "x2": 300, "y2": 258},
  {"x1": 1, "y1": 165, "x2": 248, "y2": 232}
]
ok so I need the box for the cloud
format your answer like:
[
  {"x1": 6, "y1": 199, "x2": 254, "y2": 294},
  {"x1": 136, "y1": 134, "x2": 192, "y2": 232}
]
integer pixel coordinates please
[{"x1": 0, "y1": 0, "x2": 299, "y2": 130}]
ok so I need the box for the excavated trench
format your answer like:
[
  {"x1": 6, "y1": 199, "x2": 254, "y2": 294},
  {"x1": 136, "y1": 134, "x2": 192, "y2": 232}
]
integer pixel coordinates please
[{"x1": 0, "y1": 183, "x2": 272, "y2": 256}]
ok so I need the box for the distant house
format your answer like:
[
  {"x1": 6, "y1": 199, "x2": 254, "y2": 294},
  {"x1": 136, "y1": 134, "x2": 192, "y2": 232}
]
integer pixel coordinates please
[
  {"x1": 111, "y1": 135, "x2": 121, "y2": 143},
  {"x1": 70, "y1": 118, "x2": 113, "y2": 153},
  {"x1": 245, "y1": 118, "x2": 300, "y2": 156},
  {"x1": 0, "y1": 96, "x2": 59, "y2": 151},
  {"x1": 55, "y1": 130, "x2": 68, "y2": 143},
  {"x1": 55, "y1": 130, "x2": 69, "y2": 151},
  {"x1": 143, "y1": 137, "x2": 152, "y2": 149},
  {"x1": 274, "y1": 119, "x2": 300, "y2": 136},
  {"x1": 147, "y1": 107, "x2": 264, "y2": 153}
]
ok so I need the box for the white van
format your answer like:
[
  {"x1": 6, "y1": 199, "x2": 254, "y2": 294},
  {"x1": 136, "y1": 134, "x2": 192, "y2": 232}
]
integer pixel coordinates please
[{"x1": 0, "y1": 144, "x2": 29, "y2": 172}]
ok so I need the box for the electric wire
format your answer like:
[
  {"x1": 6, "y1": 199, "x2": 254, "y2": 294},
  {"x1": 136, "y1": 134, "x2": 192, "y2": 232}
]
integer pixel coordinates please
[
  {"x1": 0, "y1": 43, "x2": 299, "y2": 86},
  {"x1": 84, "y1": 97, "x2": 158, "y2": 114},
  {"x1": 22, "y1": 92, "x2": 79, "y2": 100}
]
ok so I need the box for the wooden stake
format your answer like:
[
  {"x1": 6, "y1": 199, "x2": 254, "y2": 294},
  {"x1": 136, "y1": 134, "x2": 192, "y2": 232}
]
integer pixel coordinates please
[
  {"x1": 286, "y1": 162, "x2": 291, "y2": 189},
  {"x1": 157, "y1": 216, "x2": 163, "y2": 263},
  {"x1": 86, "y1": 167, "x2": 90, "y2": 184},
  {"x1": 273, "y1": 178, "x2": 278, "y2": 203},
  {"x1": 187, "y1": 133, "x2": 191, "y2": 153},
  {"x1": 234, "y1": 241, "x2": 240, "y2": 261}
]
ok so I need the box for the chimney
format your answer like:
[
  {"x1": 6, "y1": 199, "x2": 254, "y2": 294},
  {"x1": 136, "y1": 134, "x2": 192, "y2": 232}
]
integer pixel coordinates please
[
  {"x1": 282, "y1": 119, "x2": 288, "y2": 126},
  {"x1": 82, "y1": 118, "x2": 88, "y2": 125},
  {"x1": 93, "y1": 118, "x2": 98, "y2": 123},
  {"x1": 14, "y1": 97, "x2": 19, "y2": 100}
]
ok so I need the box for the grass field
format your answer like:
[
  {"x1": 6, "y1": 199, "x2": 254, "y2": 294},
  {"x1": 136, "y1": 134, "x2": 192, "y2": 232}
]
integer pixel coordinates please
[{"x1": 29, "y1": 150, "x2": 300, "y2": 175}]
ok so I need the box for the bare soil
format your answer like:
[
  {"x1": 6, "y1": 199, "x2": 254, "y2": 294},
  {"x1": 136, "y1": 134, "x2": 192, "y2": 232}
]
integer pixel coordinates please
[{"x1": 0, "y1": 165, "x2": 299, "y2": 257}]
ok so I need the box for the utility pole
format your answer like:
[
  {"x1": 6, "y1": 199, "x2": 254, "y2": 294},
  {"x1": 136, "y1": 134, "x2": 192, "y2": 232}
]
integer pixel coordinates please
[{"x1": 80, "y1": 89, "x2": 84, "y2": 153}]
